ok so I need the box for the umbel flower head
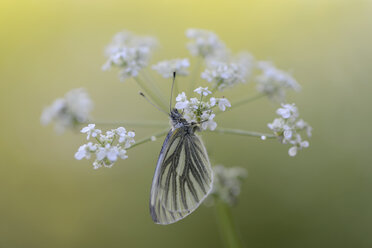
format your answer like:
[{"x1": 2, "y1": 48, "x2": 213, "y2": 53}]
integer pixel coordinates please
[
  {"x1": 174, "y1": 87, "x2": 231, "y2": 131},
  {"x1": 102, "y1": 30, "x2": 157, "y2": 81},
  {"x1": 256, "y1": 61, "x2": 300, "y2": 102},
  {"x1": 185, "y1": 28, "x2": 227, "y2": 58},
  {"x1": 152, "y1": 58, "x2": 190, "y2": 78},
  {"x1": 41, "y1": 88, "x2": 93, "y2": 133},
  {"x1": 75, "y1": 124, "x2": 135, "y2": 169},
  {"x1": 200, "y1": 50, "x2": 254, "y2": 91},
  {"x1": 268, "y1": 103, "x2": 312, "y2": 156},
  {"x1": 208, "y1": 165, "x2": 248, "y2": 206},
  {"x1": 202, "y1": 61, "x2": 246, "y2": 91}
]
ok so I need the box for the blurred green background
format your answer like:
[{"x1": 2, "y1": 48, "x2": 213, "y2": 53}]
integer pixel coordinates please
[{"x1": 1, "y1": 0, "x2": 372, "y2": 247}]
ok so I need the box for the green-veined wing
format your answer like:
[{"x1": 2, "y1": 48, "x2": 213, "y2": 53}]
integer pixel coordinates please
[{"x1": 150, "y1": 128, "x2": 213, "y2": 225}]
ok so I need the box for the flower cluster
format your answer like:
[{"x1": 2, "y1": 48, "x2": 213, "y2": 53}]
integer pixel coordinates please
[
  {"x1": 209, "y1": 165, "x2": 248, "y2": 206},
  {"x1": 256, "y1": 61, "x2": 301, "y2": 102},
  {"x1": 174, "y1": 87, "x2": 231, "y2": 131},
  {"x1": 268, "y1": 103, "x2": 312, "y2": 156},
  {"x1": 41, "y1": 88, "x2": 93, "y2": 133},
  {"x1": 75, "y1": 124, "x2": 135, "y2": 169},
  {"x1": 102, "y1": 30, "x2": 157, "y2": 81},
  {"x1": 186, "y1": 28, "x2": 226, "y2": 58},
  {"x1": 201, "y1": 61, "x2": 247, "y2": 91},
  {"x1": 201, "y1": 50, "x2": 255, "y2": 91},
  {"x1": 152, "y1": 58, "x2": 190, "y2": 78}
]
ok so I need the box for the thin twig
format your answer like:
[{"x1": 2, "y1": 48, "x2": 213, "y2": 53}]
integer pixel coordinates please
[
  {"x1": 134, "y1": 76, "x2": 167, "y2": 111},
  {"x1": 83, "y1": 120, "x2": 169, "y2": 128},
  {"x1": 141, "y1": 70, "x2": 168, "y2": 107},
  {"x1": 207, "y1": 127, "x2": 276, "y2": 139},
  {"x1": 128, "y1": 129, "x2": 169, "y2": 150},
  {"x1": 188, "y1": 56, "x2": 203, "y2": 95},
  {"x1": 215, "y1": 94, "x2": 265, "y2": 115}
]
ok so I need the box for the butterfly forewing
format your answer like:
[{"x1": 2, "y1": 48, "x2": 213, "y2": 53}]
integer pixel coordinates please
[{"x1": 150, "y1": 128, "x2": 213, "y2": 225}]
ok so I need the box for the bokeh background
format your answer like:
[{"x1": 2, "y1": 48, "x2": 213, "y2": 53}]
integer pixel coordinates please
[{"x1": 1, "y1": 0, "x2": 372, "y2": 247}]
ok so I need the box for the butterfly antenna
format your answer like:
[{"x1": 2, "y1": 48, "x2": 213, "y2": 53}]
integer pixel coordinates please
[
  {"x1": 169, "y1": 71, "x2": 176, "y2": 112},
  {"x1": 139, "y1": 92, "x2": 168, "y2": 116}
]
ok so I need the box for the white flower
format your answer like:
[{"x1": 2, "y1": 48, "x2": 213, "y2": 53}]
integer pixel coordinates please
[
  {"x1": 97, "y1": 144, "x2": 120, "y2": 162},
  {"x1": 283, "y1": 128, "x2": 293, "y2": 140},
  {"x1": 96, "y1": 145, "x2": 110, "y2": 162},
  {"x1": 41, "y1": 88, "x2": 93, "y2": 133},
  {"x1": 217, "y1": 98, "x2": 231, "y2": 111},
  {"x1": 115, "y1": 127, "x2": 127, "y2": 142},
  {"x1": 201, "y1": 113, "x2": 217, "y2": 131},
  {"x1": 185, "y1": 28, "x2": 226, "y2": 58},
  {"x1": 288, "y1": 134, "x2": 310, "y2": 157},
  {"x1": 123, "y1": 131, "x2": 135, "y2": 149},
  {"x1": 194, "y1": 87, "x2": 212, "y2": 96},
  {"x1": 99, "y1": 130, "x2": 115, "y2": 144},
  {"x1": 74, "y1": 142, "x2": 97, "y2": 160},
  {"x1": 175, "y1": 92, "x2": 189, "y2": 109},
  {"x1": 40, "y1": 98, "x2": 65, "y2": 126},
  {"x1": 201, "y1": 61, "x2": 247, "y2": 91},
  {"x1": 268, "y1": 103, "x2": 311, "y2": 156},
  {"x1": 210, "y1": 97, "x2": 231, "y2": 111},
  {"x1": 174, "y1": 88, "x2": 229, "y2": 131},
  {"x1": 256, "y1": 61, "x2": 301, "y2": 102},
  {"x1": 296, "y1": 119, "x2": 312, "y2": 137},
  {"x1": 75, "y1": 125, "x2": 135, "y2": 169},
  {"x1": 288, "y1": 146, "x2": 298, "y2": 157},
  {"x1": 103, "y1": 30, "x2": 157, "y2": 81},
  {"x1": 115, "y1": 127, "x2": 135, "y2": 147},
  {"x1": 152, "y1": 58, "x2": 190, "y2": 78},
  {"x1": 81, "y1": 124, "x2": 101, "y2": 140},
  {"x1": 64, "y1": 89, "x2": 93, "y2": 122},
  {"x1": 208, "y1": 165, "x2": 247, "y2": 206},
  {"x1": 276, "y1": 103, "x2": 298, "y2": 119}
]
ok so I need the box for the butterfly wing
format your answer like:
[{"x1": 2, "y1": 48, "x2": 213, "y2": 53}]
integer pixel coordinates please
[{"x1": 150, "y1": 128, "x2": 213, "y2": 225}]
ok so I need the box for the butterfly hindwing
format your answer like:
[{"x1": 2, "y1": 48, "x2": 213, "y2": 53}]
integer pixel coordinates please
[{"x1": 150, "y1": 128, "x2": 213, "y2": 225}]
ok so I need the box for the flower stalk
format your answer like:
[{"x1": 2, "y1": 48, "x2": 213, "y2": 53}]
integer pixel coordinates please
[
  {"x1": 209, "y1": 127, "x2": 276, "y2": 139},
  {"x1": 140, "y1": 70, "x2": 168, "y2": 105},
  {"x1": 214, "y1": 198, "x2": 244, "y2": 248},
  {"x1": 128, "y1": 129, "x2": 168, "y2": 150},
  {"x1": 215, "y1": 94, "x2": 264, "y2": 115},
  {"x1": 188, "y1": 56, "x2": 203, "y2": 95},
  {"x1": 84, "y1": 120, "x2": 169, "y2": 128},
  {"x1": 134, "y1": 76, "x2": 168, "y2": 111}
]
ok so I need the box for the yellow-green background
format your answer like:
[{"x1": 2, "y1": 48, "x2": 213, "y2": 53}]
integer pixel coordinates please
[{"x1": 1, "y1": 0, "x2": 372, "y2": 247}]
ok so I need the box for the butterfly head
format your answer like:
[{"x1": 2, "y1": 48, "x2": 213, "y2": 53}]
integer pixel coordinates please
[
  {"x1": 170, "y1": 108, "x2": 200, "y2": 132},
  {"x1": 170, "y1": 108, "x2": 187, "y2": 127}
]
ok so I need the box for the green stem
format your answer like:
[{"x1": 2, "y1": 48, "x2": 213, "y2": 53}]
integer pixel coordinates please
[
  {"x1": 188, "y1": 56, "x2": 203, "y2": 95},
  {"x1": 84, "y1": 120, "x2": 169, "y2": 128},
  {"x1": 207, "y1": 127, "x2": 276, "y2": 139},
  {"x1": 128, "y1": 129, "x2": 169, "y2": 150},
  {"x1": 94, "y1": 136, "x2": 103, "y2": 146},
  {"x1": 174, "y1": 76, "x2": 179, "y2": 97},
  {"x1": 215, "y1": 199, "x2": 244, "y2": 248},
  {"x1": 134, "y1": 76, "x2": 167, "y2": 111},
  {"x1": 141, "y1": 70, "x2": 168, "y2": 107},
  {"x1": 215, "y1": 94, "x2": 265, "y2": 116}
]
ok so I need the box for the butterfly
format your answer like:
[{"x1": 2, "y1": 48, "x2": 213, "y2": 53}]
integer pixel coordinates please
[{"x1": 143, "y1": 72, "x2": 213, "y2": 225}]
